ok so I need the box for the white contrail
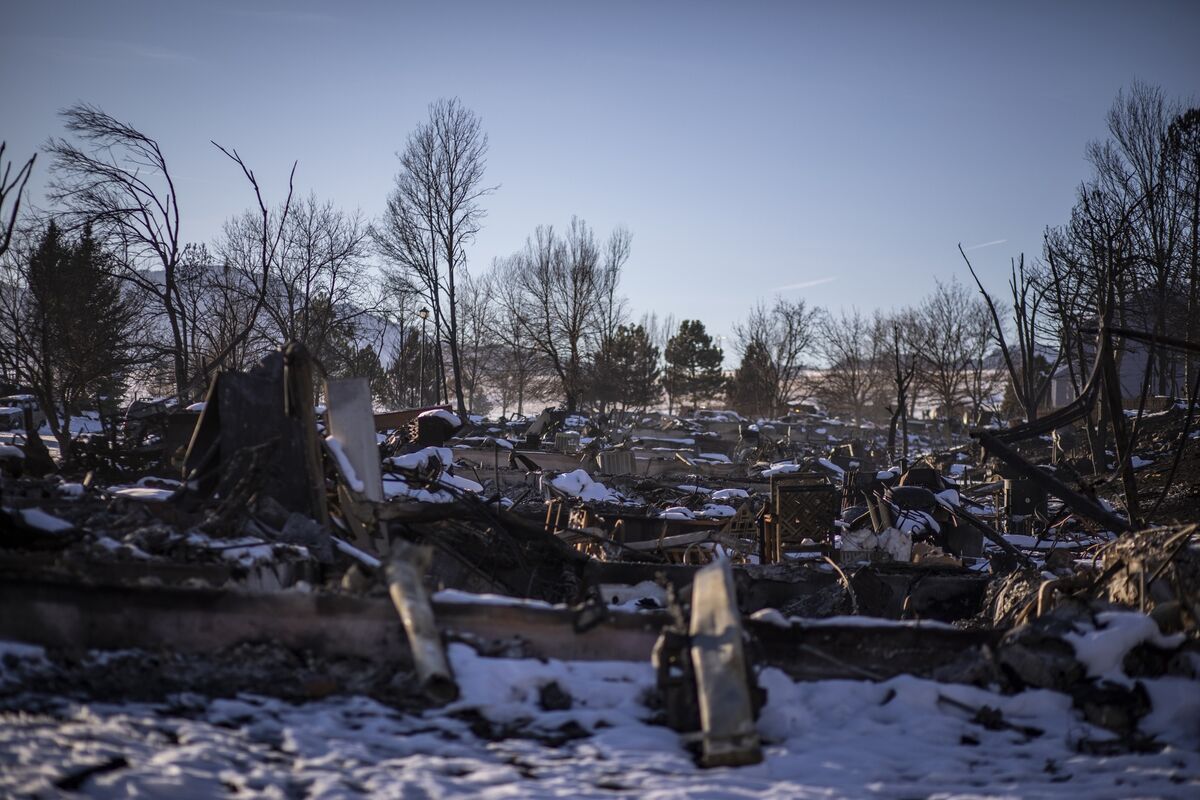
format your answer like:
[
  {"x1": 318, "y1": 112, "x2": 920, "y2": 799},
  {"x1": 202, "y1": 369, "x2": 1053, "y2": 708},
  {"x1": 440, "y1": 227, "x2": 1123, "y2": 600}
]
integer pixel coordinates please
[
  {"x1": 962, "y1": 239, "x2": 1007, "y2": 252},
  {"x1": 771, "y1": 276, "x2": 836, "y2": 292}
]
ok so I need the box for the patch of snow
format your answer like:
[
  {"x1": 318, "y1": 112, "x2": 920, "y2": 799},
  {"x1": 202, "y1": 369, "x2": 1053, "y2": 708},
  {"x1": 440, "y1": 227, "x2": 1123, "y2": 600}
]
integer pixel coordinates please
[
  {"x1": 711, "y1": 488, "x2": 749, "y2": 501},
  {"x1": 817, "y1": 457, "x2": 844, "y2": 476},
  {"x1": 111, "y1": 486, "x2": 174, "y2": 502},
  {"x1": 549, "y1": 469, "x2": 622, "y2": 503},
  {"x1": 16, "y1": 507, "x2": 73, "y2": 533},
  {"x1": 433, "y1": 590, "x2": 556, "y2": 609},
  {"x1": 325, "y1": 436, "x2": 365, "y2": 493},
  {"x1": 94, "y1": 536, "x2": 152, "y2": 559},
  {"x1": 387, "y1": 446, "x2": 455, "y2": 471},
  {"x1": 1065, "y1": 611, "x2": 1185, "y2": 685},
  {"x1": 0, "y1": 649, "x2": 1197, "y2": 798},
  {"x1": 418, "y1": 408, "x2": 462, "y2": 428},
  {"x1": 599, "y1": 581, "x2": 667, "y2": 609},
  {"x1": 1141, "y1": 676, "x2": 1200, "y2": 749},
  {"x1": 696, "y1": 503, "x2": 736, "y2": 518},
  {"x1": 659, "y1": 505, "x2": 695, "y2": 520}
]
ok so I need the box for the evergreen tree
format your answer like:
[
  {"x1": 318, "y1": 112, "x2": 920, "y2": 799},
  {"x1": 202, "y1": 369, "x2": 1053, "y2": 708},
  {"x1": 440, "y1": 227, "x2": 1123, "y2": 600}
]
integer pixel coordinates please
[
  {"x1": 728, "y1": 338, "x2": 777, "y2": 419},
  {"x1": 12, "y1": 221, "x2": 140, "y2": 459},
  {"x1": 591, "y1": 324, "x2": 660, "y2": 413},
  {"x1": 663, "y1": 319, "x2": 725, "y2": 413}
]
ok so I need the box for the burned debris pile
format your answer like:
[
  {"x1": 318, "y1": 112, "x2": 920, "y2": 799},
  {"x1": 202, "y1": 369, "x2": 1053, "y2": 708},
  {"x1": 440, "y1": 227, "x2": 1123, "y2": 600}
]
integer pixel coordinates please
[{"x1": 1, "y1": 343, "x2": 1198, "y2": 783}]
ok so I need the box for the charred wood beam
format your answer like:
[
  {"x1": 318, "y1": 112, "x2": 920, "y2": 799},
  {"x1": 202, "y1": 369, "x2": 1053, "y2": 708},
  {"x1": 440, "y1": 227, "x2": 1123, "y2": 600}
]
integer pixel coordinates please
[
  {"x1": 386, "y1": 542, "x2": 458, "y2": 703},
  {"x1": 972, "y1": 430, "x2": 1132, "y2": 533},
  {"x1": 950, "y1": 505, "x2": 1035, "y2": 568},
  {"x1": 0, "y1": 573, "x2": 1000, "y2": 682}
]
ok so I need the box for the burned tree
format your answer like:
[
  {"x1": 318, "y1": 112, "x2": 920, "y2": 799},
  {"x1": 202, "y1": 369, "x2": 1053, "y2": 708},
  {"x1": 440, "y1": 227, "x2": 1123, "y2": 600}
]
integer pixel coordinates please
[
  {"x1": 46, "y1": 106, "x2": 192, "y2": 400},
  {"x1": 46, "y1": 105, "x2": 294, "y2": 400},
  {"x1": 962, "y1": 248, "x2": 1062, "y2": 423},
  {"x1": 881, "y1": 310, "x2": 918, "y2": 463}
]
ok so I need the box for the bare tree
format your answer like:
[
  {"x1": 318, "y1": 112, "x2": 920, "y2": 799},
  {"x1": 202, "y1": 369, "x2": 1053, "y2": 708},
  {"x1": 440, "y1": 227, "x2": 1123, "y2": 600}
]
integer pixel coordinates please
[
  {"x1": 961, "y1": 298, "x2": 1004, "y2": 426},
  {"x1": 373, "y1": 98, "x2": 495, "y2": 418},
  {"x1": 175, "y1": 242, "x2": 271, "y2": 388},
  {"x1": 1092, "y1": 82, "x2": 1185, "y2": 396},
  {"x1": 912, "y1": 279, "x2": 979, "y2": 444},
  {"x1": 1167, "y1": 108, "x2": 1200, "y2": 384},
  {"x1": 222, "y1": 193, "x2": 376, "y2": 370},
  {"x1": 880, "y1": 309, "x2": 918, "y2": 463},
  {"x1": 733, "y1": 297, "x2": 820, "y2": 417},
  {"x1": 488, "y1": 259, "x2": 548, "y2": 416},
  {"x1": 46, "y1": 105, "x2": 293, "y2": 400},
  {"x1": 497, "y1": 218, "x2": 629, "y2": 411},
  {"x1": 814, "y1": 308, "x2": 883, "y2": 425},
  {"x1": 0, "y1": 143, "x2": 35, "y2": 259},
  {"x1": 456, "y1": 268, "x2": 494, "y2": 414},
  {"x1": 962, "y1": 247, "x2": 1063, "y2": 423}
]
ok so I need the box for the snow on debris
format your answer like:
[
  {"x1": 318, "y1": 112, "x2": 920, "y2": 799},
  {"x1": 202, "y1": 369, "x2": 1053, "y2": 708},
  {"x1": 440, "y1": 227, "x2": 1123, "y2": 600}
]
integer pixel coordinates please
[
  {"x1": 549, "y1": 469, "x2": 623, "y2": 503},
  {"x1": 387, "y1": 446, "x2": 455, "y2": 471},
  {"x1": 381, "y1": 447, "x2": 482, "y2": 503},
  {"x1": 711, "y1": 488, "x2": 749, "y2": 500},
  {"x1": 817, "y1": 457, "x2": 845, "y2": 476},
  {"x1": 324, "y1": 436, "x2": 364, "y2": 493},
  {"x1": 695, "y1": 503, "x2": 736, "y2": 518},
  {"x1": 418, "y1": 408, "x2": 463, "y2": 428},
  {"x1": 1064, "y1": 611, "x2": 1186, "y2": 684},
  {"x1": 16, "y1": 507, "x2": 73, "y2": 533},
  {"x1": 659, "y1": 505, "x2": 694, "y2": 520},
  {"x1": 109, "y1": 486, "x2": 174, "y2": 502},
  {"x1": 1, "y1": 643, "x2": 1197, "y2": 798}
]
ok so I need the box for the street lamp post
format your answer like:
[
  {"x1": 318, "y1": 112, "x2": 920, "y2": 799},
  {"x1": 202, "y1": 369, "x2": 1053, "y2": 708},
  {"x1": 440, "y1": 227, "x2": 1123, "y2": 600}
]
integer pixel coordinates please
[{"x1": 418, "y1": 307, "x2": 430, "y2": 407}]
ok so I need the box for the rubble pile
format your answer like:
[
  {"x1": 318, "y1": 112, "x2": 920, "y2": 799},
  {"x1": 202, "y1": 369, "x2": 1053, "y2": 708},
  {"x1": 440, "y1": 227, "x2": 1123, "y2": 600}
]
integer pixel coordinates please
[{"x1": 1, "y1": 345, "x2": 1198, "y2": 793}]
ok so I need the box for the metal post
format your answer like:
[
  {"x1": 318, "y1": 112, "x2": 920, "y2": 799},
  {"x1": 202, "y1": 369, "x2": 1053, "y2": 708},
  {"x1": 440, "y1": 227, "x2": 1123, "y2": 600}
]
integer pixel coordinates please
[{"x1": 418, "y1": 306, "x2": 429, "y2": 407}]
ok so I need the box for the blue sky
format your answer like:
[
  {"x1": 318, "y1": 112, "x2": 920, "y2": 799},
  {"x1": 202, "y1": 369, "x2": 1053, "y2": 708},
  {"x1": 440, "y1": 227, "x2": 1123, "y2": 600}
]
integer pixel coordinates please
[{"x1": 3, "y1": 0, "x2": 1198, "y2": 351}]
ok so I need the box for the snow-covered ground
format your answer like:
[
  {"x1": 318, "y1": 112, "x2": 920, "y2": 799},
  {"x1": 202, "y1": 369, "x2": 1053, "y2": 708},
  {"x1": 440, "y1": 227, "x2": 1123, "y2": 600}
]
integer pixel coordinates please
[{"x1": 2, "y1": 642, "x2": 1197, "y2": 798}]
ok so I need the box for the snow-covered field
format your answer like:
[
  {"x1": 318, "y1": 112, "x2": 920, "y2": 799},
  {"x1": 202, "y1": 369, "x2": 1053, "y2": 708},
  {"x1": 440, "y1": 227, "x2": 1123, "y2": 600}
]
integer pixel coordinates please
[{"x1": 2, "y1": 642, "x2": 1197, "y2": 798}]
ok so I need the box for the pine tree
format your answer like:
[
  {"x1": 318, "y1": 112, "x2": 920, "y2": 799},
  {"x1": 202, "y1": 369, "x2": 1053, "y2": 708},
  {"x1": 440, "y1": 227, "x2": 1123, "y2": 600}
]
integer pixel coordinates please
[
  {"x1": 663, "y1": 319, "x2": 725, "y2": 414},
  {"x1": 728, "y1": 339, "x2": 777, "y2": 419},
  {"x1": 591, "y1": 324, "x2": 660, "y2": 414},
  {"x1": 16, "y1": 222, "x2": 139, "y2": 459}
]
